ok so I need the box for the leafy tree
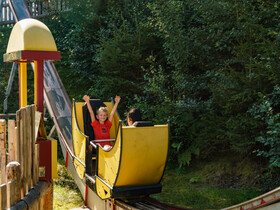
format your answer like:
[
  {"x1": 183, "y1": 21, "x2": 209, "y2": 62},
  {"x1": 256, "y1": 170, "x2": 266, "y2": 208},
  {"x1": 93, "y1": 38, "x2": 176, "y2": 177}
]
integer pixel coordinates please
[
  {"x1": 249, "y1": 86, "x2": 280, "y2": 168},
  {"x1": 15, "y1": 0, "x2": 280, "y2": 169}
]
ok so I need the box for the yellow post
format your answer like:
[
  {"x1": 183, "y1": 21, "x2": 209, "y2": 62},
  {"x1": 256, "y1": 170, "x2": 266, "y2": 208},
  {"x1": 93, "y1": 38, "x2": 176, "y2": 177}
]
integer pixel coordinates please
[
  {"x1": 34, "y1": 61, "x2": 37, "y2": 110},
  {"x1": 19, "y1": 62, "x2": 27, "y2": 108}
]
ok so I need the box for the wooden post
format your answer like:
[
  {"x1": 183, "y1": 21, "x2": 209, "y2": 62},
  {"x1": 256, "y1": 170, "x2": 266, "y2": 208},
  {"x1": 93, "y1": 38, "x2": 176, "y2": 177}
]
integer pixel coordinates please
[
  {"x1": 15, "y1": 126, "x2": 20, "y2": 162},
  {"x1": 34, "y1": 144, "x2": 40, "y2": 184},
  {"x1": 7, "y1": 161, "x2": 21, "y2": 207},
  {"x1": 0, "y1": 184, "x2": 7, "y2": 210},
  {"x1": 16, "y1": 110, "x2": 23, "y2": 199},
  {"x1": 43, "y1": 183, "x2": 53, "y2": 210},
  {"x1": 8, "y1": 120, "x2": 16, "y2": 162},
  {"x1": 7, "y1": 180, "x2": 16, "y2": 208},
  {"x1": 26, "y1": 106, "x2": 32, "y2": 191},
  {"x1": 31, "y1": 105, "x2": 36, "y2": 187},
  {"x1": 20, "y1": 108, "x2": 26, "y2": 197},
  {"x1": 0, "y1": 119, "x2": 7, "y2": 184}
]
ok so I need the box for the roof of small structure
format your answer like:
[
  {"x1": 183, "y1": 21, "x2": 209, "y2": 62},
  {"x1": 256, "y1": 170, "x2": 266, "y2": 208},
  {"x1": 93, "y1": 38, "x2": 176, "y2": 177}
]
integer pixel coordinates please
[{"x1": 6, "y1": 18, "x2": 57, "y2": 53}]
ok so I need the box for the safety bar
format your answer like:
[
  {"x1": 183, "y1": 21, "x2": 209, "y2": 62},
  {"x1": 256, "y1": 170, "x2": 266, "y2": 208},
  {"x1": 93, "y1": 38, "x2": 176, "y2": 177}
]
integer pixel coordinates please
[
  {"x1": 92, "y1": 139, "x2": 115, "y2": 142},
  {"x1": 90, "y1": 141, "x2": 97, "y2": 149}
]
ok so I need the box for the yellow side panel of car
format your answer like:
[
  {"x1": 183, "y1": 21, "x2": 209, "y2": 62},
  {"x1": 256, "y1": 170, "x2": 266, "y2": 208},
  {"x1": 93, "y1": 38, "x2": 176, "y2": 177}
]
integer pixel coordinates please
[
  {"x1": 72, "y1": 102, "x2": 86, "y2": 179},
  {"x1": 98, "y1": 130, "x2": 121, "y2": 187},
  {"x1": 115, "y1": 125, "x2": 168, "y2": 187},
  {"x1": 97, "y1": 124, "x2": 169, "y2": 190},
  {"x1": 75, "y1": 102, "x2": 85, "y2": 133},
  {"x1": 96, "y1": 173, "x2": 113, "y2": 199}
]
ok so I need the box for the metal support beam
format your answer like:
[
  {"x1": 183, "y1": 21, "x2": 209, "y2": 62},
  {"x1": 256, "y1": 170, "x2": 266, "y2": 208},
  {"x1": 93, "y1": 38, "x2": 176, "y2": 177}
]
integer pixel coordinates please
[{"x1": 3, "y1": 63, "x2": 17, "y2": 113}]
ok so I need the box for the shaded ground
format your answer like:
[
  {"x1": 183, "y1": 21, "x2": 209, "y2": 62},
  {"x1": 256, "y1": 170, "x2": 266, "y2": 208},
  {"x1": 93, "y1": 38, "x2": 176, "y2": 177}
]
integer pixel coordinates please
[
  {"x1": 53, "y1": 155, "x2": 278, "y2": 209},
  {"x1": 153, "y1": 169, "x2": 261, "y2": 209},
  {"x1": 53, "y1": 159, "x2": 83, "y2": 209},
  {"x1": 153, "y1": 155, "x2": 278, "y2": 209}
]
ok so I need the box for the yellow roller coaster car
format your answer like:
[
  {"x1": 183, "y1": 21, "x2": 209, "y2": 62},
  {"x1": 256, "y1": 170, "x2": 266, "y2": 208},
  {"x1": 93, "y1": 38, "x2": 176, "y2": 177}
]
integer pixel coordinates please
[{"x1": 72, "y1": 99, "x2": 169, "y2": 200}]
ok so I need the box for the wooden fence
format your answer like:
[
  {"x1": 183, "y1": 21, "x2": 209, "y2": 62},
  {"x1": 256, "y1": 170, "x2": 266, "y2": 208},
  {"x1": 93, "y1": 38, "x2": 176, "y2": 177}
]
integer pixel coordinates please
[
  {"x1": 0, "y1": 0, "x2": 70, "y2": 25},
  {"x1": 0, "y1": 105, "x2": 52, "y2": 210},
  {"x1": 26, "y1": 0, "x2": 70, "y2": 17}
]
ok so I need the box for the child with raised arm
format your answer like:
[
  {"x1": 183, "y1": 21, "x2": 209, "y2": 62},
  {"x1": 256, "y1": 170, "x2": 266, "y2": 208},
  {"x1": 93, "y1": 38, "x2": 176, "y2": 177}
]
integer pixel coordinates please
[{"x1": 83, "y1": 95, "x2": 121, "y2": 150}]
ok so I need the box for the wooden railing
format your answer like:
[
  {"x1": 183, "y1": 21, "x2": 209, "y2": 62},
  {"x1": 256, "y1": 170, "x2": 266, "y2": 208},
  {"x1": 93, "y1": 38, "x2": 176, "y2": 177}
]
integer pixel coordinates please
[
  {"x1": 0, "y1": 0, "x2": 14, "y2": 25},
  {"x1": 26, "y1": 0, "x2": 70, "y2": 18},
  {"x1": 0, "y1": 105, "x2": 52, "y2": 209},
  {"x1": 0, "y1": 0, "x2": 70, "y2": 25}
]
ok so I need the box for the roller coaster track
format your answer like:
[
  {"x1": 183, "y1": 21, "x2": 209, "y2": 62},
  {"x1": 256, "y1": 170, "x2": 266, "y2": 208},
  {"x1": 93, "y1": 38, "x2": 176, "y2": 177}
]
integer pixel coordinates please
[{"x1": 222, "y1": 186, "x2": 280, "y2": 210}]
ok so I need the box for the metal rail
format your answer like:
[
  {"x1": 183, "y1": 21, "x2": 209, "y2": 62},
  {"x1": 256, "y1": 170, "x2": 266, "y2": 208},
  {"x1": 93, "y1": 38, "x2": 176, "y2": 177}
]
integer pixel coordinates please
[
  {"x1": 92, "y1": 139, "x2": 115, "y2": 142},
  {"x1": 89, "y1": 141, "x2": 97, "y2": 149},
  {"x1": 222, "y1": 186, "x2": 280, "y2": 210},
  {"x1": 42, "y1": 63, "x2": 85, "y2": 167},
  {"x1": 44, "y1": 92, "x2": 85, "y2": 167}
]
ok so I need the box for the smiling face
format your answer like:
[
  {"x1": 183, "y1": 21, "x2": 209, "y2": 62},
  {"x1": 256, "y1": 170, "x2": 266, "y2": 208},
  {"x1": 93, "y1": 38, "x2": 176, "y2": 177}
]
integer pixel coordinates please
[{"x1": 96, "y1": 110, "x2": 108, "y2": 124}]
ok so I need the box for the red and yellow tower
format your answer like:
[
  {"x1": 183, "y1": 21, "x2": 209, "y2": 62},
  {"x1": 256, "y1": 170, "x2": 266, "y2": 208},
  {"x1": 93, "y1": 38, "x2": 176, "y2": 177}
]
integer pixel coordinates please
[{"x1": 3, "y1": 18, "x2": 60, "y2": 181}]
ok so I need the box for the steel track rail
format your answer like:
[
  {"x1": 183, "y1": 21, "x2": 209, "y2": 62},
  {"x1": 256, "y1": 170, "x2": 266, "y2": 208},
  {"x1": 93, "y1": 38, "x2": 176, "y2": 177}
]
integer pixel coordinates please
[{"x1": 222, "y1": 186, "x2": 280, "y2": 210}]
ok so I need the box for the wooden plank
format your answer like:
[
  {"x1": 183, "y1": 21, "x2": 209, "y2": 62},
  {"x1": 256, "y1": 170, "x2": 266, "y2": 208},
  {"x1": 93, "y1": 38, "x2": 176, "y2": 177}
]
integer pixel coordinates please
[
  {"x1": 8, "y1": 120, "x2": 16, "y2": 162},
  {"x1": 11, "y1": 162, "x2": 21, "y2": 204},
  {"x1": 20, "y1": 108, "x2": 27, "y2": 197},
  {"x1": 44, "y1": 184, "x2": 53, "y2": 210},
  {"x1": 0, "y1": 120, "x2": 6, "y2": 184},
  {"x1": 7, "y1": 161, "x2": 20, "y2": 207},
  {"x1": 7, "y1": 161, "x2": 19, "y2": 182},
  {"x1": 16, "y1": 110, "x2": 23, "y2": 199},
  {"x1": 0, "y1": 133, "x2": 5, "y2": 153},
  {"x1": 15, "y1": 126, "x2": 20, "y2": 162},
  {"x1": 7, "y1": 180, "x2": 16, "y2": 208},
  {"x1": 26, "y1": 106, "x2": 32, "y2": 191},
  {"x1": 48, "y1": 125, "x2": 56, "y2": 138},
  {"x1": 0, "y1": 151, "x2": 6, "y2": 185},
  {"x1": 0, "y1": 184, "x2": 7, "y2": 209},
  {"x1": 0, "y1": 113, "x2": 16, "y2": 117},
  {"x1": 34, "y1": 144, "x2": 40, "y2": 184},
  {"x1": 0, "y1": 119, "x2": 6, "y2": 133},
  {"x1": 15, "y1": 163, "x2": 21, "y2": 204},
  {"x1": 31, "y1": 105, "x2": 36, "y2": 187},
  {"x1": 0, "y1": 120, "x2": 6, "y2": 147},
  {"x1": 35, "y1": 111, "x2": 41, "y2": 140}
]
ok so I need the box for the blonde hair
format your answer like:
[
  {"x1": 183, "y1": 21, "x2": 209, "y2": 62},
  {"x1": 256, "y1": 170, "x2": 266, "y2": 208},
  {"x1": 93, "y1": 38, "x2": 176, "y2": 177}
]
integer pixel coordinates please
[{"x1": 97, "y1": 107, "x2": 108, "y2": 115}]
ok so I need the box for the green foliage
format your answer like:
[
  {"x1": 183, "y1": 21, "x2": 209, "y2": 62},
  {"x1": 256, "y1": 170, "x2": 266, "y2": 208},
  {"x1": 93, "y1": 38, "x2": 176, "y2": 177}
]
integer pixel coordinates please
[
  {"x1": 249, "y1": 85, "x2": 280, "y2": 168},
  {"x1": 2, "y1": 0, "x2": 279, "y2": 169},
  {"x1": 0, "y1": 26, "x2": 18, "y2": 113},
  {"x1": 46, "y1": 0, "x2": 280, "y2": 168}
]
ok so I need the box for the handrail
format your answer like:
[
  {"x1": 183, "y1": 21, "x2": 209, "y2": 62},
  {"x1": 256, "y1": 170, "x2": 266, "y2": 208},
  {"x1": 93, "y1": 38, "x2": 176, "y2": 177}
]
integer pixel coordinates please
[
  {"x1": 85, "y1": 173, "x2": 96, "y2": 184},
  {"x1": 92, "y1": 139, "x2": 115, "y2": 143},
  {"x1": 90, "y1": 141, "x2": 97, "y2": 149}
]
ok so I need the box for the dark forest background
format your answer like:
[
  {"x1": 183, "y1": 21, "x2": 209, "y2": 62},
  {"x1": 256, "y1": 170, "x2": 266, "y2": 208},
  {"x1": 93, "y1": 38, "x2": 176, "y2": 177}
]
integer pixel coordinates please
[{"x1": 1, "y1": 0, "x2": 280, "y2": 172}]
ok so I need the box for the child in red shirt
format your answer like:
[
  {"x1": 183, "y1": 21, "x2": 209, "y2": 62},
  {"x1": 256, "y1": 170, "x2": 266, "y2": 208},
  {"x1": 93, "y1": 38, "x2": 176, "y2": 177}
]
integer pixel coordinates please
[{"x1": 83, "y1": 95, "x2": 121, "y2": 150}]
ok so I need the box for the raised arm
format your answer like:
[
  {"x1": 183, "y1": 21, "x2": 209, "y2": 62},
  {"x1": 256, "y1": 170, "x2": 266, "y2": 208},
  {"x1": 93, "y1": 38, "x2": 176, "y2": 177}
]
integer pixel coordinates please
[
  {"x1": 109, "y1": 96, "x2": 121, "y2": 122},
  {"x1": 83, "y1": 95, "x2": 96, "y2": 123}
]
